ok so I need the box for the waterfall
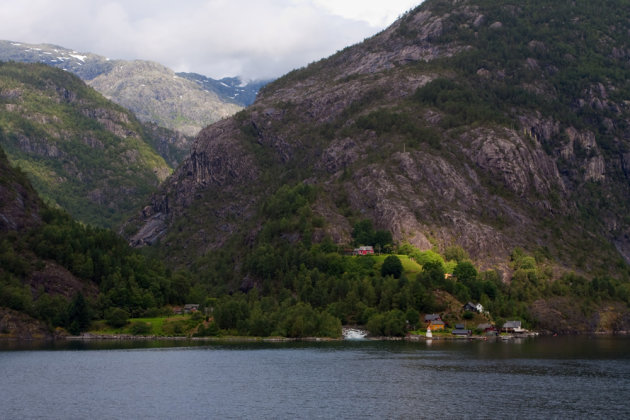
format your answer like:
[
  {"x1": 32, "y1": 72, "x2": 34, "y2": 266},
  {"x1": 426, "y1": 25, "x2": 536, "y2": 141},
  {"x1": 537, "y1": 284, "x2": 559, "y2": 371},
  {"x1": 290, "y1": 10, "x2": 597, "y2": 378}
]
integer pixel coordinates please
[{"x1": 342, "y1": 327, "x2": 368, "y2": 340}]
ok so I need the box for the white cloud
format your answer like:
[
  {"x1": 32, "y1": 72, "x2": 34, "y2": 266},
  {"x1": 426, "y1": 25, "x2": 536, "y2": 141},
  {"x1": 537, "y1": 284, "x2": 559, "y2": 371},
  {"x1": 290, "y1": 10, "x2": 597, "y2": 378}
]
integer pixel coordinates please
[
  {"x1": 0, "y1": 0, "x2": 423, "y2": 80},
  {"x1": 312, "y1": 0, "x2": 419, "y2": 27}
]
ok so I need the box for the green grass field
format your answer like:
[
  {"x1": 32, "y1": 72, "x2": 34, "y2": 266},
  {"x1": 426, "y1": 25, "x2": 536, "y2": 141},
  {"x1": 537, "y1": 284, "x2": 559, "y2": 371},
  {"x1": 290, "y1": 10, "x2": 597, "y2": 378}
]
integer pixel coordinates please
[
  {"x1": 372, "y1": 254, "x2": 422, "y2": 274},
  {"x1": 89, "y1": 315, "x2": 194, "y2": 336}
]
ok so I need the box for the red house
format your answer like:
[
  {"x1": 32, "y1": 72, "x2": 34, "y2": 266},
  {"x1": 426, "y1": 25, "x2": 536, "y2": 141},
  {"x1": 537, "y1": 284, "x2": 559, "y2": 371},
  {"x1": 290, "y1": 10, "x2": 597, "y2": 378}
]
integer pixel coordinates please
[{"x1": 353, "y1": 246, "x2": 374, "y2": 255}]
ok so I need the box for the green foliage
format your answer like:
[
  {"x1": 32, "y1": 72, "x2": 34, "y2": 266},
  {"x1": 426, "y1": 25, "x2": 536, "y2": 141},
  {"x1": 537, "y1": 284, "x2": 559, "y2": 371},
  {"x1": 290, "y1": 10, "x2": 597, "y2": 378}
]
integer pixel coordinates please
[
  {"x1": 194, "y1": 321, "x2": 220, "y2": 337},
  {"x1": 444, "y1": 246, "x2": 469, "y2": 263},
  {"x1": 0, "y1": 151, "x2": 191, "y2": 334},
  {"x1": 105, "y1": 307, "x2": 129, "y2": 328},
  {"x1": 351, "y1": 219, "x2": 393, "y2": 249},
  {"x1": 453, "y1": 262, "x2": 478, "y2": 284},
  {"x1": 414, "y1": 249, "x2": 446, "y2": 268},
  {"x1": 129, "y1": 321, "x2": 152, "y2": 335},
  {"x1": 67, "y1": 292, "x2": 91, "y2": 335},
  {"x1": 414, "y1": 78, "x2": 511, "y2": 128},
  {"x1": 214, "y1": 296, "x2": 250, "y2": 330},
  {"x1": 355, "y1": 109, "x2": 441, "y2": 148},
  {"x1": 366, "y1": 309, "x2": 406, "y2": 337},
  {"x1": 0, "y1": 62, "x2": 171, "y2": 229},
  {"x1": 381, "y1": 255, "x2": 403, "y2": 278}
]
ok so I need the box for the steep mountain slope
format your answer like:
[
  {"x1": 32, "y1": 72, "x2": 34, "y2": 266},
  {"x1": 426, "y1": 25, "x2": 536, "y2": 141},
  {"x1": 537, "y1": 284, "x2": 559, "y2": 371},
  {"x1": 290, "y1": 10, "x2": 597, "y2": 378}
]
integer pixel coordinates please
[
  {"x1": 0, "y1": 40, "x2": 261, "y2": 136},
  {"x1": 0, "y1": 62, "x2": 171, "y2": 228},
  {"x1": 0, "y1": 146, "x2": 84, "y2": 338},
  {"x1": 1, "y1": 145, "x2": 192, "y2": 338},
  {"x1": 128, "y1": 0, "x2": 630, "y2": 282}
]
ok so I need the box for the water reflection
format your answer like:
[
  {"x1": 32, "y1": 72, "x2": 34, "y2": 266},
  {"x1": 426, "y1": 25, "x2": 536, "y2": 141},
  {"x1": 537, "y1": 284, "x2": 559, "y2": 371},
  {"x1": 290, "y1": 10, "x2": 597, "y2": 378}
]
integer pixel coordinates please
[{"x1": 0, "y1": 336, "x2": 629, "y2": 419}]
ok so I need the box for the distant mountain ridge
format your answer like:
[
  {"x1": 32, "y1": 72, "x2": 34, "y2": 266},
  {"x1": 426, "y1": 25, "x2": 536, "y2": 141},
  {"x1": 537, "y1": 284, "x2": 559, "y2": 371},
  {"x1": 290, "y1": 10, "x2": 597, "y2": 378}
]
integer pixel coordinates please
[
  {"x1": 0, "y1": 40, "x2": 267, "y2": 136},
  {"x1": 176, "y1": 72, "x2": 269, "y2": 107}
]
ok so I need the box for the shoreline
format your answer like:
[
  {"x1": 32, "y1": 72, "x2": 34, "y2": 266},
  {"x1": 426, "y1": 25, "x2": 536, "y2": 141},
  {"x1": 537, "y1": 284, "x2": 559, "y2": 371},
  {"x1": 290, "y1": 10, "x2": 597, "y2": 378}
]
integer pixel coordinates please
[{"x1": 2, "y1": 330, "x2": 628, "y2": 343}]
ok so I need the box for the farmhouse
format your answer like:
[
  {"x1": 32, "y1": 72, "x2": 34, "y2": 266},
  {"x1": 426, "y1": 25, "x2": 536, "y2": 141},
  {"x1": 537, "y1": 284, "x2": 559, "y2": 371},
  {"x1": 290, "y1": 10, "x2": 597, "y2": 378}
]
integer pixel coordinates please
[
  {"x1": 424, "y1": 314, "x2": 441, "y2": 323},
  {"x1": 502, "y1": 320, "x2": 525, "y2": 333},
  {"x1": 353, "y1": 246, "x2": 374, "y2": 255},
  {"x1": 463, "y1": 302, "x2": 484, "y2": 313}
]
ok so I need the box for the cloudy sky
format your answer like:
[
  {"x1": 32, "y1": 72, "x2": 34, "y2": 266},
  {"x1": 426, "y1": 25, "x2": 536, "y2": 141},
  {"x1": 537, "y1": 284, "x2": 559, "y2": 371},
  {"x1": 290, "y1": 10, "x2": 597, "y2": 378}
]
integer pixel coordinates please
[{"x1": 0, "y1": 0, "x2": 422, "y2": 80}]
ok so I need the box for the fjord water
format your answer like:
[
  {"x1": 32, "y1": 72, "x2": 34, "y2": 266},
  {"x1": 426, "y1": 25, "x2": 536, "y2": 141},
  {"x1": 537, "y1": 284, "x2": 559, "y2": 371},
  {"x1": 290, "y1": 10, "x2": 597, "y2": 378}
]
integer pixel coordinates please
[{"x1": 1, "y1": 337, "x2": 629, "y2": 419}]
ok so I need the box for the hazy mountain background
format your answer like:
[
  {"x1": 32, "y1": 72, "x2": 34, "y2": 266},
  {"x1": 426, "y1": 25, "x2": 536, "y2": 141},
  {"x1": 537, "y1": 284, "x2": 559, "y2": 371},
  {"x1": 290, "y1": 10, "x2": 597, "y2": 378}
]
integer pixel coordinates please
[{"x1": 0, "y1": 40, "x2": 267, "y2": 136}]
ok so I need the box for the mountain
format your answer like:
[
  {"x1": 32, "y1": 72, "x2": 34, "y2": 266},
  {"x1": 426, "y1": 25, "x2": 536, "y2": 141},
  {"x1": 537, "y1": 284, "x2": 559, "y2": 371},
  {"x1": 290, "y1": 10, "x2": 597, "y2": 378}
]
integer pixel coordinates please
[
  {"x1": 0, "y1": 40, "x2": 265, "y2": 136},
  {"x1": 0, "y1": 145, "x2": 191, "y2": 338},
  {"x1": 176, "y1": 72, "x2": 270, "y2": 108},
  {"x1": 0, "y1": 61, "x2": 172, "y2": 228},
  {"x1": 86, "y1": 61, "x2": 242, "y2": 136},
  {"x1": 0, "y1": 40, "x2": 114, "y2": 80},
  {"x1": 127, "y1": 0, "x2": 630, "y2": 284},
  {"x1": 0, "y1": 145, "x2": 81, "y2": 338}
]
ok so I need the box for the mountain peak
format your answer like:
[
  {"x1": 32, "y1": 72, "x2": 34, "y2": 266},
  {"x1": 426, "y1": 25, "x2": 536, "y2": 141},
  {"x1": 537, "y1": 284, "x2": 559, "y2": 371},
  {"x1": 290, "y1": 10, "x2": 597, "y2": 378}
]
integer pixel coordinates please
[{"x1": 0, "y1": 40, "x2": 266, "y2": 136}]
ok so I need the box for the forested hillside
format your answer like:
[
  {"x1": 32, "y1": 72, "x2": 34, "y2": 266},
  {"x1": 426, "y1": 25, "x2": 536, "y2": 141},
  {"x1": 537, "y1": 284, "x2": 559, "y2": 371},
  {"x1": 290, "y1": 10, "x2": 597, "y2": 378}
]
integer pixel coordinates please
[
  {"x1": 3, "y1": 0, "x2": 630, "y2": 338},
  {"x1": 0, "y1": 145, "x2": 190, "y2": 337},
  {"x1": 124, "y1": 0, "x2": 630, "y2": 333},
  {"x1": 0, "y1": 62, "x2": 172, "y2": 228}
]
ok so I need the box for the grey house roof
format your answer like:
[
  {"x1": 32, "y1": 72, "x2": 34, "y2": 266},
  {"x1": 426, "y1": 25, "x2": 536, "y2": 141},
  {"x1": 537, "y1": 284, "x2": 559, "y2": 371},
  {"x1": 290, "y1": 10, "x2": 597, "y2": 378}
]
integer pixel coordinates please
[
  {"x1": 503, "y1": 321, "x2": 522, "y2": 329},
  {"x1": 424, "y1": 314, "x2": 441, "y2": 322}
]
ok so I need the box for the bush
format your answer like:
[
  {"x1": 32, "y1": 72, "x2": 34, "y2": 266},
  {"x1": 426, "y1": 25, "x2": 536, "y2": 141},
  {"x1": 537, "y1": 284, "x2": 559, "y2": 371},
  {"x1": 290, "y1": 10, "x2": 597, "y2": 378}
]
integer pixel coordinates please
[
  {"x1": 194, "y1": 322, "x2": 220, "y2": 337},
  {"x1": 105, "y1": 307, "x2": 129, "y2": 328},
  {"x1": 129, "y1": 321, "x2": 151, "y2": 335},
  {"x1": 366, "y1": 310, "x2": 406, "y2": 337},
  {"x1": 381, "y1": 255, "x2": 403, "y2": 278}
]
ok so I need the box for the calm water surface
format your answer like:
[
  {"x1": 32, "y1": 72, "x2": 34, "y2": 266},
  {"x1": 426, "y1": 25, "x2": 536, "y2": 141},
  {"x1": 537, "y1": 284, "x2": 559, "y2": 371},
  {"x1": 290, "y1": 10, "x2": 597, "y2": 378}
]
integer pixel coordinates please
[{"x1": 1, "y1": 336, "x2": 629, "y2": 419}]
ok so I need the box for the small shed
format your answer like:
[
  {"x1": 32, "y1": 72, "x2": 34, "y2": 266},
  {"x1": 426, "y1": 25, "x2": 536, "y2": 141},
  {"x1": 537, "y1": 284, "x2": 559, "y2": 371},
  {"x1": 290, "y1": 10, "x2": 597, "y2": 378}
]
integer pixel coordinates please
[{"x1": 452, "y1": 323, "x2": 471, "y2": 336}]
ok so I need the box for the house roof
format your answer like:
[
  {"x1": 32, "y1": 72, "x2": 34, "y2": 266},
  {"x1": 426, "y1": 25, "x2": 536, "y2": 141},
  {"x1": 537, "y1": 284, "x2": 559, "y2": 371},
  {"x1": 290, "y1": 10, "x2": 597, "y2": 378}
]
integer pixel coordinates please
[
  {"x1": 503, "y1": 320, "x2": 522, "y2": 328},
  {"x1": 477, "y1": 323, "x2": 493, "y2": 330},
  {"x1": 424, "y1": 314, "x2": 441, "y2": 322},
  {"x1": 463, "y1": 302, "x2": 482, "y2": 310}
]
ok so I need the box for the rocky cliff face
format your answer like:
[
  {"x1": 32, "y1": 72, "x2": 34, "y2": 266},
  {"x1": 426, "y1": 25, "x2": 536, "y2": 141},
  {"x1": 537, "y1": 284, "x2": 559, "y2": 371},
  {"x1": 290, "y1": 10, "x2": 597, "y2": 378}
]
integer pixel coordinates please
[
  {"x1": 0, "y1": 147, "x2": 42, "y2": 232},
  {"x1": 128, "y1": 0, "x2": 630, "y2": 278}
]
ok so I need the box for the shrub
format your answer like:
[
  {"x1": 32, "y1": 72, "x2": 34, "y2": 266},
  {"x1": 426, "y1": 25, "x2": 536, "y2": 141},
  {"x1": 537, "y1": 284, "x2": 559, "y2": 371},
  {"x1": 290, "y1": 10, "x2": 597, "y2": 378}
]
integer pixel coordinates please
[
  {"x1": 105, "y1": 307, "x2": 129, "y2": 328},
  {"x1": 129, "y1": 321, "x2": 151, "y2": 335},
  {"x1": 381, "y1": 255, "x2": 403, "y2": 278},
  {"x1": 194, "y1": 322, "x2": 220, "y2": 337}
]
